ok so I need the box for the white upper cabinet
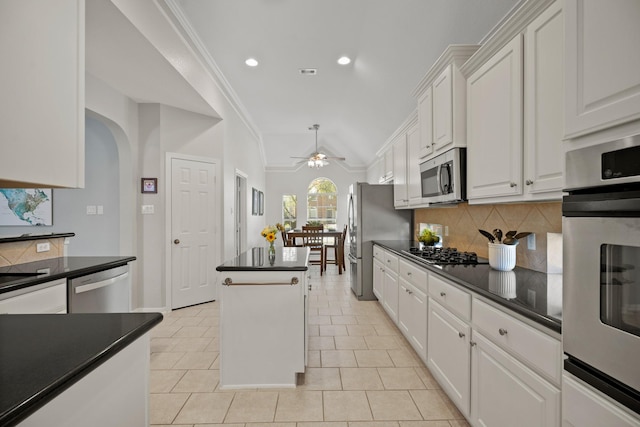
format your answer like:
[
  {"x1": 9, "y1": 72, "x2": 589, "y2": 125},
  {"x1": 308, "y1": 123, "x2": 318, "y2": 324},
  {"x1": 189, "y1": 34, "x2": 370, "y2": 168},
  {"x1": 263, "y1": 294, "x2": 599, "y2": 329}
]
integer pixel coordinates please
[
  {"x1": 406, "y1": 123, "x2": 424, "y2": 206},
  {"x1": 417, "y1": 87, "x2": 434, "y2": 159},
  {"x1": 392, "y1": 134, "x2": 408, "y2": 208},
  {"x1": 524, "y1": 1, "x2": 564, "y2": 194},
  {"x1": 0, "y1": 0, "x2": 85, "y2": 188},
  {"x1": 464, "y1": 0, "x2": 563, "y2": 203},
  {"x1": 432, "y1": 65, "x2": 454, "y2": 151},
  {"x1": 564, "y1": 0, "x2": 640, "y2": 138},
  {"x1": 413, "y1": 45, "x2": 479, "y2": 162},
  {"x1": 467, "y1": 35, "x2": 524, "y2": 200}
]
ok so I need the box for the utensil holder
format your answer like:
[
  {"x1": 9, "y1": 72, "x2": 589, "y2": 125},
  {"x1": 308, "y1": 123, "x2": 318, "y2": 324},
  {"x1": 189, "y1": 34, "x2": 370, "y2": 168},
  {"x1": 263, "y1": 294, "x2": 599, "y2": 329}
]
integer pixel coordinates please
[{"x1": 488, "y1": 243, "x2": 516, "y2": 271}]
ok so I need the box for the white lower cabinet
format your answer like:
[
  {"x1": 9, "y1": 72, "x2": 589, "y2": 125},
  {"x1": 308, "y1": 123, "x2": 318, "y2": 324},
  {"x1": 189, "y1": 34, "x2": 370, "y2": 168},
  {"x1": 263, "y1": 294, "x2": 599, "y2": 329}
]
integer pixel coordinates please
[
  {"x1": 0, "y1": 279, "x2": 67, "y2": 314},
  {"x1": 563, "y1": 373, "x2": 640, "y2": 427},
  {"x1": 399, "y1": 279, "x2": 427, "y2": 363},
  {"x1": 470, "y1": 331, "x2": 560, "y2": 427},
  {"x1": 427, "y1": 299, "x2": 471, "y2": 417},
  {"x1": 373, "y1": 257, "x2": 384, "y2": 301},
  {"x1": 382, "y1": 268, "x2": 399, "y2": 324}
]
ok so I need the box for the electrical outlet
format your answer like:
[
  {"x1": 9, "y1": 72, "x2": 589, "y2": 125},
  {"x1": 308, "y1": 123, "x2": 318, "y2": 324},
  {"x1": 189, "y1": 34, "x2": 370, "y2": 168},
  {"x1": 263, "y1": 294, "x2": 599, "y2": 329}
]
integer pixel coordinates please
[
  {"x1": 86, "y1": 205, "x2": 97, "y2": 215},
  {"x1": 97, "y1": 205, "x2": 104, "y2": 215},
  {"x1": 444, "y1": 226, "x2": 449, "y2": 236},
  {"x1": 527, "y1": 233, "x2": 536, "y2": 250},
  {"x1": 36, "y1": 242, "x2": 50, "y2": 253}
]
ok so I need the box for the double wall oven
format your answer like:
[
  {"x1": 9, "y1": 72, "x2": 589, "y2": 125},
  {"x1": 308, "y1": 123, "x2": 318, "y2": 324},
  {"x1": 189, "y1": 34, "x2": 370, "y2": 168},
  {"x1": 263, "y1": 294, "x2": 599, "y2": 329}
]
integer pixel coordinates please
[{"x1": 563, "y1": 133, "x2": 640, "y2": 414}]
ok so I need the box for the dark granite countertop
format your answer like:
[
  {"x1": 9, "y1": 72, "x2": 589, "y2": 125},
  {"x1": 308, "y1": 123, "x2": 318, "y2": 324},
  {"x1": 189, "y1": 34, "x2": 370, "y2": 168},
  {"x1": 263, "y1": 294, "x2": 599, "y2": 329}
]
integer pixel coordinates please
[
  {"x1": 0, "y1": 232, "x2": 75, "y2": 244},
  {"x1": 374, "y1": 240, "x2": 562, "y2": 333},
  {"x1": 0, "y1": 312, "x2": 163, "y2": 427},
  {"x1": 0, "y1": 256, "x2": 136, "y2": 295},
  {"x1": 216, "y1": 246, "x2": 309, "y2": 271}
]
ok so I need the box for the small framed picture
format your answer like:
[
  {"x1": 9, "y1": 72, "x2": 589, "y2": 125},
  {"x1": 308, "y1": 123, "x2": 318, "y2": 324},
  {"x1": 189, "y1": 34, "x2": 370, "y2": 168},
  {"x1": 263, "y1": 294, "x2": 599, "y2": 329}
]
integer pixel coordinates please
[{"x1": 141, "y1": 178, "x2": 158, "y2": 194}]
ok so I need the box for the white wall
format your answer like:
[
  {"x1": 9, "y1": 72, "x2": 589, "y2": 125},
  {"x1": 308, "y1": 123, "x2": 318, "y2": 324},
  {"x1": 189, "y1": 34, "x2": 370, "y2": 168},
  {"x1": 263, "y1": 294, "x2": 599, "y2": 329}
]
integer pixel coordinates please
[{"x1": 266, "y1": 164, "x2": 366, "y2": 247}]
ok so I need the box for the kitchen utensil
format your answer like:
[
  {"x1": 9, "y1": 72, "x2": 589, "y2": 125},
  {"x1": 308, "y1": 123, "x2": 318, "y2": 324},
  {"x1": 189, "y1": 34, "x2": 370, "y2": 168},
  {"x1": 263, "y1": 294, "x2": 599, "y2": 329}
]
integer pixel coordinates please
[
  {"x1": 493, "y1": 229, "x2": 503, "y2": 243},
  {"x1": 478, "y1": 229, "x2": 495, "y2": 243}
]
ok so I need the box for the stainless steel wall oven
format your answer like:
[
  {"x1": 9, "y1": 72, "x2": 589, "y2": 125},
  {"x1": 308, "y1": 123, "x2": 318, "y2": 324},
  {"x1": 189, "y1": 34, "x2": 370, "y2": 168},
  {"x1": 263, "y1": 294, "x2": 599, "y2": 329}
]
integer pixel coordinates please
[{"x1": 563, "y1": 133, "x2": 640, "y2": 415}]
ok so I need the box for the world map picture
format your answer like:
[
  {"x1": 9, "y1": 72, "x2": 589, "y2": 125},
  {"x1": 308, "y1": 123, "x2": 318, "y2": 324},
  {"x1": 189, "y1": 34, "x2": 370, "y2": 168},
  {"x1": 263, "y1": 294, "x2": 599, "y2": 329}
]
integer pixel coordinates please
[{"x1": 0, "y1": 189, "x2": 52, "y2": 226}]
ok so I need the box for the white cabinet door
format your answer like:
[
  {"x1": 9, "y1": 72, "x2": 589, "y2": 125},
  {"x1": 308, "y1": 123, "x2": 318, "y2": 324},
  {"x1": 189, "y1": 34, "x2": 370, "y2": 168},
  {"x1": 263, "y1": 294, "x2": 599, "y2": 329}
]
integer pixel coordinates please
[
  {"x1": 381, "y1": 149, "x2": 394, "y2": 183},
  {"x1": 427, "y1": 299, "x2": 471, "y2": 417},
  {"x1": 382, "y1": 269, "x2": 399, "y2": 324},
  {"x1": 0, "y1": 0, "x2": 84, "y2": 188},
  {"x1": 393, "y1": 135, "x2": 409, "y2": 208},
  {"x1": 433, "y1": 65, "x2": 453, "y2": 151},
  {"x1": 406, "y1": 123, "x2": 424, "y2": 206},
  {"x1": 524, "y1": 1, "x2": 564, "y2": 195},
  {"x1": 0, "y1": 279, "x2": 67, "y2": 314},
  {"x1": 563, "y1": 373, "x2": 640, "y2": 427},
  {"x1": 373, "y1": 258, "x2": 384, "y2": 301},
  {"x1": 564, "y1": 0, "x2": 640, "y2": 138},
  {"x1": 467, "y1": 34, "x2": 523, "y2": 200},
  {"x1": 398, "y1": 279, "x2": 427, "y2": 362},
  {"x1": 418, "y1": 87, "x2": 434, "y2": 159},
  {"x1": 471, "y1": 331, "x2": 560, "y2": 427}
]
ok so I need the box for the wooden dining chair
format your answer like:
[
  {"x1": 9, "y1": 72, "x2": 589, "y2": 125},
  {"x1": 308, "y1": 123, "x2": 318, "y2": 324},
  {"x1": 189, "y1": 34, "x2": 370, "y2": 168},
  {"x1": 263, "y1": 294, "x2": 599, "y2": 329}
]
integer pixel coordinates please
[
  {"x1": 302, "y1": 225, "x2": 324, "y2": 275},
  {"x1": 324, "y1": 224, "x2": 347, "y2": 274},
  {"x1": 281, "y1": 230, "x2": 301, "y2": 247}
]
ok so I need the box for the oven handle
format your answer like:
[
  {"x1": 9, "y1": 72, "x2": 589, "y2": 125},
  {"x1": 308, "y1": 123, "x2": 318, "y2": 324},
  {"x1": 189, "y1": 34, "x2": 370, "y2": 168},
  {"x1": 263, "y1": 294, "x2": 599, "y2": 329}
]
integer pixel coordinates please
[
  {"x1": 563, "y1": 193, "x2": 640, "y2": 217},
  {"x1": 74, "y1": 272, "x2": 129, "y2": 294}
]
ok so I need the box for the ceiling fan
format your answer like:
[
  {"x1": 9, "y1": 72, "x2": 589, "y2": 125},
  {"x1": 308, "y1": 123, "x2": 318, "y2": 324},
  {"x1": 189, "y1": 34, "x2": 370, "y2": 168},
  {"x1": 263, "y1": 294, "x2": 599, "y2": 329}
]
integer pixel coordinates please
[{"x1": 290, "y1": 124, "x2": 345, "y2": 168}]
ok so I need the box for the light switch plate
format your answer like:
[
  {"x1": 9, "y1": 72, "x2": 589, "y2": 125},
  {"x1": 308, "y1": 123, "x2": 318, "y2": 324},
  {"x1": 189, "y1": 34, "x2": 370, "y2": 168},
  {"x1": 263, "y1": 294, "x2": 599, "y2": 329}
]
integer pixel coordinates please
[
  {"x1": 97, "y1": 205, "x2": 104, "y2": 215},
  {"x1": 141, "y1": 205, "x2": 155, "y2": 214},
  {"x1": 86, "y1": 205, "x2": 97, "y2": 215}
]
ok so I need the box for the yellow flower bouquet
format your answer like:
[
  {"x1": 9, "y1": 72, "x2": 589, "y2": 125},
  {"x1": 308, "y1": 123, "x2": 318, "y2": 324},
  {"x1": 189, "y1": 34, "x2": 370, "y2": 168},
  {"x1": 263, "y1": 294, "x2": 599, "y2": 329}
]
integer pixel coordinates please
[{"x1": 262, "y1": 223, "x2": 285, "y2": 254}]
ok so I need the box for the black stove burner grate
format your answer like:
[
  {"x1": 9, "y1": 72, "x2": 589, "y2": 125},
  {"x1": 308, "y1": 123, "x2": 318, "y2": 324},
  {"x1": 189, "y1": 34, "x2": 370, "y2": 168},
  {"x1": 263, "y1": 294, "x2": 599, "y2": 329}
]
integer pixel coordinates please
[{"x1": 403, "y1": 246, "x2": 487, "y2": 266}]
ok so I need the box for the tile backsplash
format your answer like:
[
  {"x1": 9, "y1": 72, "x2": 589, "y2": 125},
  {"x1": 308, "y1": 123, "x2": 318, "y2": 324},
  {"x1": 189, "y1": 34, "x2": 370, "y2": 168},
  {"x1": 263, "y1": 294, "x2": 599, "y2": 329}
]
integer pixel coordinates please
[
  {"x1": 0, "y1": 237, "x2": 66, "y2": 267},
  {"x1": 414, "y1": 201, "x2": 562, "y2": 273}
]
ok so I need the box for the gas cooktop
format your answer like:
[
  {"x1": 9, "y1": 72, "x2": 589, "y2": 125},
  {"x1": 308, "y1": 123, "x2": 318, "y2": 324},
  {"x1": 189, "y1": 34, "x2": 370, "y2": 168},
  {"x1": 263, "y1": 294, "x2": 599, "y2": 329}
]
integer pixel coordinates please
[{"x1": 402, "y1": 246, "x2": 488, "y2": 266}]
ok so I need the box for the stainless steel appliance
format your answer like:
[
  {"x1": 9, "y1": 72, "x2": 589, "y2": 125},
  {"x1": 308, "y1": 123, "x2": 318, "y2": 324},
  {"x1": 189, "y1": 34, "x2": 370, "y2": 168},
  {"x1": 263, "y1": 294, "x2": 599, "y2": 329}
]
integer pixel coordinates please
[
  {"x1": 419, "y1": 147, "x2": 466, "y2": 204},
  {"x1": 563, "y1": 133, "x2": 640, "y2": 414},
  {"x1": 347, "y1": 183, "x2": 411, "y2": 300},
  {"x1": 68, "y1": 265, "x2": 130, "y2": 313}
]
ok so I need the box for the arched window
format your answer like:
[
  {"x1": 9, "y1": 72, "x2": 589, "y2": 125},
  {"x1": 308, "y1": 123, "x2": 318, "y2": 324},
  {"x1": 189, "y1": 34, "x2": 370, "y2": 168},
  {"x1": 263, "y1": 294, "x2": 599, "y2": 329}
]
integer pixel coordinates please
[{"x1": 307, "y1": 178, "x2": 337, "y2": 230}]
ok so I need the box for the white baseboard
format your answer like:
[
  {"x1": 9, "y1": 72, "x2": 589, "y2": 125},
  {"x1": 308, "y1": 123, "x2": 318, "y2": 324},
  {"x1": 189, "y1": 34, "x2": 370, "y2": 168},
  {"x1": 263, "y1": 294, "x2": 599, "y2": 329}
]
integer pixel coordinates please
[{"x1": 132, "y1": 306, "x2": 170, "y2": 314}]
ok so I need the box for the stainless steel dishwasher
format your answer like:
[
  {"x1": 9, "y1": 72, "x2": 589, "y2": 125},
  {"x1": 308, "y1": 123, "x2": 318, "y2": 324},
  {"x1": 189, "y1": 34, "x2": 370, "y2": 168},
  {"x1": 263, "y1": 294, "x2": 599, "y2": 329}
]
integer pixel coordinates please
[{"x1": 68, "y1": 264, "x2": 130, "y2": 313}]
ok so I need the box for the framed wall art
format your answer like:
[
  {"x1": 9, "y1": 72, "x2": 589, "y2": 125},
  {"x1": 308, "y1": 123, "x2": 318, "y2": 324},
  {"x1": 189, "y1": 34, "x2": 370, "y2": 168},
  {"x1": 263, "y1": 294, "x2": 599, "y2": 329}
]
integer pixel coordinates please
[{"x1": 141, "y1": 178, "x2": 158, "y2": 194}]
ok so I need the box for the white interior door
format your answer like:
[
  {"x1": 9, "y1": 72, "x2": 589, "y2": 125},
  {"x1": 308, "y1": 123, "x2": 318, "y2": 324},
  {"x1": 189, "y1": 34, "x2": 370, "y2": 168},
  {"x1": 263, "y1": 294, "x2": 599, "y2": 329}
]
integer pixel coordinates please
[{"x1": 171, "y1": 158, "x2": 217, "y2": 309}]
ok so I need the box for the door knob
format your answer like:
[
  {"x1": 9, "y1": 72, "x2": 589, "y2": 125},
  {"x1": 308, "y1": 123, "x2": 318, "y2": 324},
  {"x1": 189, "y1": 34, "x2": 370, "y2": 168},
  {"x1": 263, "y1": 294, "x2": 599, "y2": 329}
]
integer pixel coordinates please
[{"x1": 174, "y1": 239, "x2": 180, "y2": 244}]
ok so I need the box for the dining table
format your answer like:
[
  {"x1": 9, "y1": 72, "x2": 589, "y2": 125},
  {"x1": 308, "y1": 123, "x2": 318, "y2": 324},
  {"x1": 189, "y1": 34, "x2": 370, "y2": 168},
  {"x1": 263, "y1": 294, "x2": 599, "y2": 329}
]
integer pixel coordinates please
[{"x1": 285, "y1": 230, "x2": 345, "y2": 274}]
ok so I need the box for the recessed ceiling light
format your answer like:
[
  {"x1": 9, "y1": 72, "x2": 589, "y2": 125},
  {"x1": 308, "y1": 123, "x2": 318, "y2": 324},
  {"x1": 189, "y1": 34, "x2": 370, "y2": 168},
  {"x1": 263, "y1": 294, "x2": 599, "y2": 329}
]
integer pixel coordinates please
[
  {"x1": 337, "y1": 56, "x2": 351, "y2": 65},
  {"x1": 245, "y1": 58, "x2": 259, "y2": 67}
]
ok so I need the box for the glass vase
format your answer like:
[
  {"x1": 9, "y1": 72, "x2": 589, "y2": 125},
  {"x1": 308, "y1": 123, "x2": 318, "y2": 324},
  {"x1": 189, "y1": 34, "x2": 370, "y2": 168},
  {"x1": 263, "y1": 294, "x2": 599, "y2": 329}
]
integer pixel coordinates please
[{"x1": 268, "y1": 242, "x2": 276, "y2": 264}]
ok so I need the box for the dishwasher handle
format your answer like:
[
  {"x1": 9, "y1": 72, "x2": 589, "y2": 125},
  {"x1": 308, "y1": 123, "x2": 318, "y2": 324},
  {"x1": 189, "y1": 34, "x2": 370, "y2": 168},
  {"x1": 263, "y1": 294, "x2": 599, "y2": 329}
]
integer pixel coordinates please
[{"x1": 74, "y1": 272, "x2": 129, "y2": 294}]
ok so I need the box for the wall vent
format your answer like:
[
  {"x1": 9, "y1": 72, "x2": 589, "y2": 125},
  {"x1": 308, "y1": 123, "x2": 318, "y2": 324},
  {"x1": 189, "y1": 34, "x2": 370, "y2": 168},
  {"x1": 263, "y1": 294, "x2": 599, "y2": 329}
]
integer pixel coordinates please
[{"x1": 299, "y1": 68, "x2": 317, "y2": 75}]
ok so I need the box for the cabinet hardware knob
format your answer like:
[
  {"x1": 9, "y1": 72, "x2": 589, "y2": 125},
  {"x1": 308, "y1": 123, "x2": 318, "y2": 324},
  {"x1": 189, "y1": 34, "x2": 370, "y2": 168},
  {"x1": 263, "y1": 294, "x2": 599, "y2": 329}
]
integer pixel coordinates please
[
  {"x1": 459, "y1": 332, "x2": 465, "y2": 338},
  {"x1": 470, "y1": 341, "x2": 476, "y2": 347},
  {"x1": 510, "y1": 182, "x2": 517, "y2": 188},
  {"x1": 407, "y1": 272, "x2": 412, "y2": 276},
  {"x1": 499, "y1": 328, "x2": 508, "y2": 336},
  {"x1": 525, "y1": 179, "x2": 534, "y2": 185},
  {"x1": 408, "y1": 290, "x2": 413, "y2": 295},
  {"x1": 174, "y1": 239, "x2": 180, "y2": 244},
  {"x1": 387, "y1": 260, "x2": 391, "y2": 263},
  {"x1": 440, "y1": 292, "x2": 446, "y2": 297}
]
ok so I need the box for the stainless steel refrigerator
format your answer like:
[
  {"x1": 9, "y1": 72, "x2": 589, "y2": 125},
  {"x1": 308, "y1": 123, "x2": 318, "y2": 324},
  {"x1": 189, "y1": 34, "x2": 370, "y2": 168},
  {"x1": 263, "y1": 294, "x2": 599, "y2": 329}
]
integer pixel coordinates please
[{"x1": 347, "y1": 183, "x2": 412, "y2": 300}]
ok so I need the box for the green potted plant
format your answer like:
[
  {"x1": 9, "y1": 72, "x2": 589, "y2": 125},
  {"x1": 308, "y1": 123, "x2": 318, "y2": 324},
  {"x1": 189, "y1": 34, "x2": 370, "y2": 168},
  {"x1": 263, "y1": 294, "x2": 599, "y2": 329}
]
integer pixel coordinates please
[{"x1": 417, "y1": 228, "x2": 440, "y2": 248}]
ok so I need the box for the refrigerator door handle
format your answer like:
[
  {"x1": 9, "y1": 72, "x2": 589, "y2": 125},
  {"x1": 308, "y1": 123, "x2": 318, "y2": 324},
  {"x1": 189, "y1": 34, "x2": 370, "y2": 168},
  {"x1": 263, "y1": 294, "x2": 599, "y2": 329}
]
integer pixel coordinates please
[{"x1": 348, "y1": 253, "x2": 358, "y2": 263}]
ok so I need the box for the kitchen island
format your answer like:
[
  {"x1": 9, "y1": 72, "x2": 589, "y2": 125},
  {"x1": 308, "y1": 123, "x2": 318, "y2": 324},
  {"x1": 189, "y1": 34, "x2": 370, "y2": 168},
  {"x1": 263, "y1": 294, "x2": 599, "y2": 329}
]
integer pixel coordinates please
[
  {"x1": 216, "y1": 246, "x2": 309, "y2": 389},
  {"x1": 0, "y1": 312, "x2": 163, "y2": 427}
]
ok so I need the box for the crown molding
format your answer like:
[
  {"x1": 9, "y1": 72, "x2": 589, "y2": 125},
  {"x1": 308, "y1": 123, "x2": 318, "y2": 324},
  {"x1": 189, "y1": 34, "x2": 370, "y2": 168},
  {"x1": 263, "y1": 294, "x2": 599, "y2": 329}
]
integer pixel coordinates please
[
  {"x1": 158, "y1": 0, "x2": 266, "y2": 165},
  {"x1": 411, "y1": 45, "x2": 481, "y2": 98},
  {"x1": 460, "y1": 0, "x2": 556, "y2": 77}
]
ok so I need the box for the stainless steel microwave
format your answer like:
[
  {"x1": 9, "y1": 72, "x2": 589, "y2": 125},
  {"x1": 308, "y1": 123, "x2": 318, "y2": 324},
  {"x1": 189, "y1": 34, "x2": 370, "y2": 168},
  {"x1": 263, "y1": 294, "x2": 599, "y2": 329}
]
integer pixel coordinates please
[{"x1": 419, "y1": 147, "x2": 466, "y2": 204}]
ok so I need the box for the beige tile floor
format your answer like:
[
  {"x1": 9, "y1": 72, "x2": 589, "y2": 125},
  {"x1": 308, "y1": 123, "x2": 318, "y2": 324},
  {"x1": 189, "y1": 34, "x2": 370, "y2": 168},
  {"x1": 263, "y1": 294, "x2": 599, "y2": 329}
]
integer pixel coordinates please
[{"x1": 150, "y1": 265, "x2": 469, "y2": 427}]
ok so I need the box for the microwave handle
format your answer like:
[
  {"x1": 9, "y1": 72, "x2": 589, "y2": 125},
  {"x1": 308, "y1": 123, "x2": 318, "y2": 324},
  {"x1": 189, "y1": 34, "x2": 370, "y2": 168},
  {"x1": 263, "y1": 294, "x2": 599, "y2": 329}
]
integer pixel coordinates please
[
  {"x1": 436, "y1": 164, "x2": 443, "y2": 194},
  {"x1": 439, "y1": 163, "x2": 449, "y2": 194}
]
